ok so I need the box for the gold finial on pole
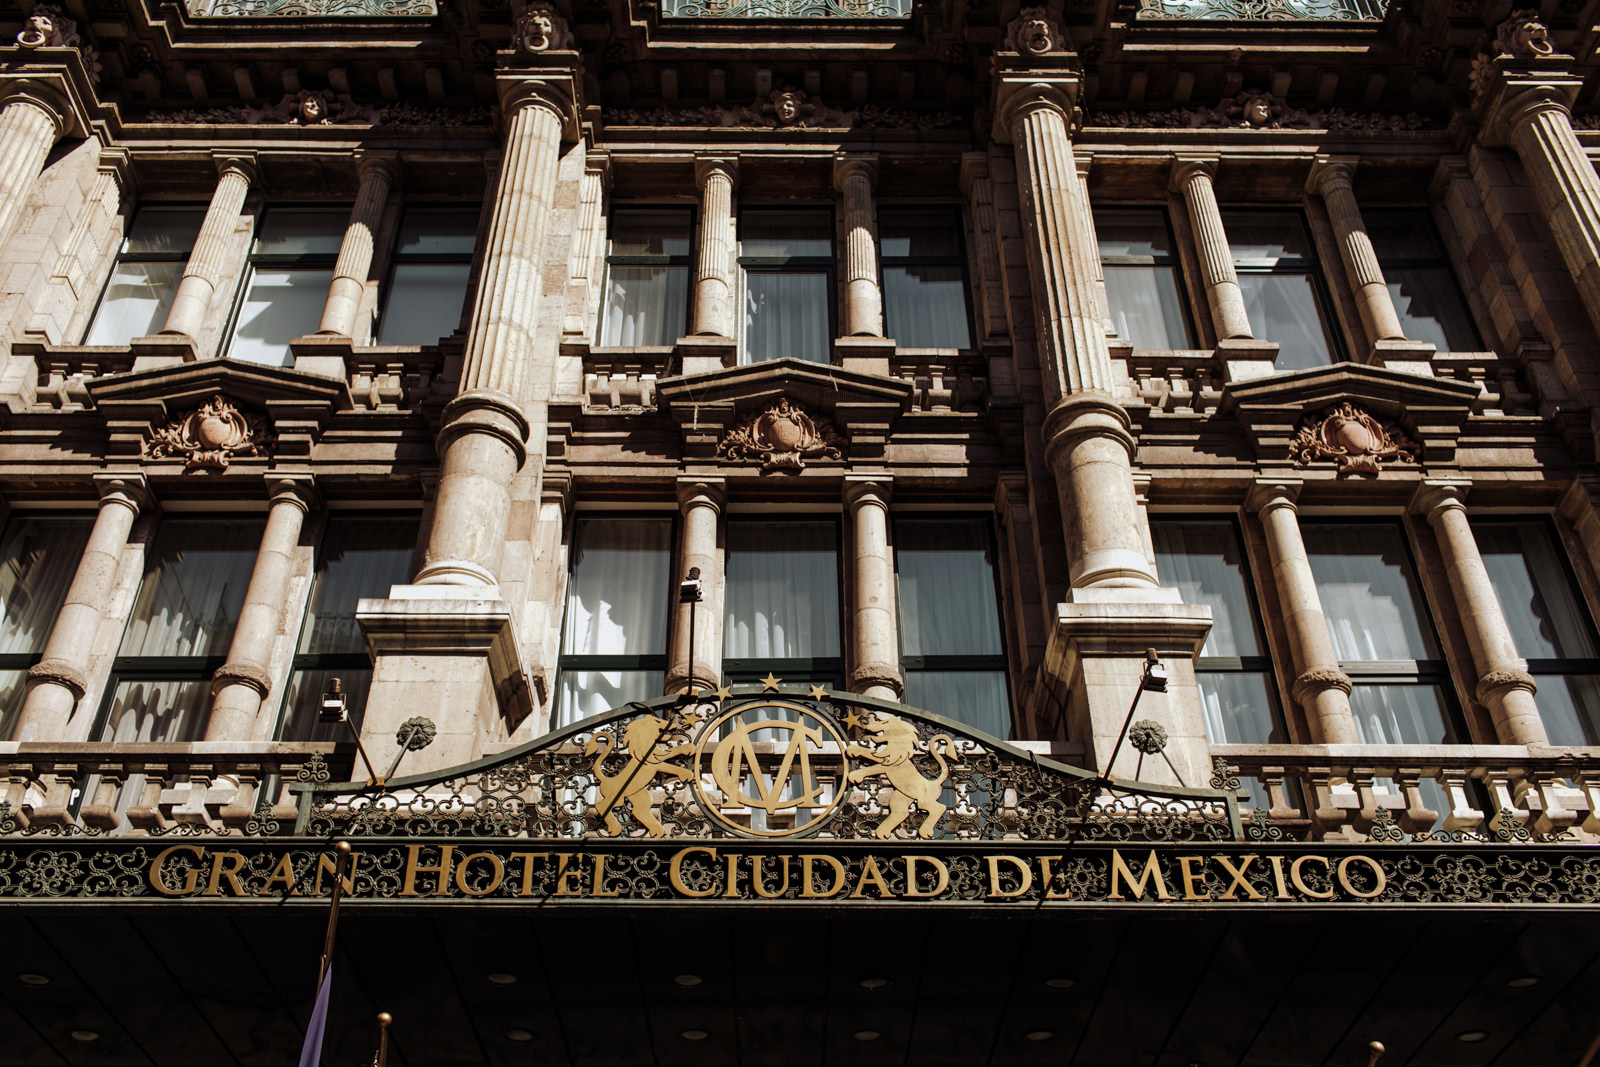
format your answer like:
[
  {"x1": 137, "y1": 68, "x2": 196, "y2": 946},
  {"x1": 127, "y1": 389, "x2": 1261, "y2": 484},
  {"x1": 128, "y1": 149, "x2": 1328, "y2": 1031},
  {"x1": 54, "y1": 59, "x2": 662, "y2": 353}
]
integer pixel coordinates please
[
  {"x1": 373, "y1": 1012, "x2": 392, "y2": 1067},
  {"x1": 1365, "y1": 1041, "x2": 1386, "y2": 1067}
]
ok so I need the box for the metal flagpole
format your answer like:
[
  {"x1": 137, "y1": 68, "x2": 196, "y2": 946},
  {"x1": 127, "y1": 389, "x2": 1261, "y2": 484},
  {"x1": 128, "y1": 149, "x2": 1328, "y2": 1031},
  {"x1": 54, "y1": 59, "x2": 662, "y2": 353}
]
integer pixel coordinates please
[
  {"x1": 317, "y1": 841, "x2": 352, "y2": 988},
  {"x1": 297, "y1": 841, "x2": 351, "y2": 1067}
]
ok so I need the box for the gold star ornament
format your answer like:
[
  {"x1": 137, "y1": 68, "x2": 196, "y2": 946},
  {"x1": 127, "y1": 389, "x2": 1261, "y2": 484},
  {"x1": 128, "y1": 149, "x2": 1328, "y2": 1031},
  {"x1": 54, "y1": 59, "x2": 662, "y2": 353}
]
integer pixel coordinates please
[
  {"x1": 842, "y1": 708, "x2": 865, "y2": 731},
  {"x1": 760, "y1": 672, "x2": 782, "y2": 692},
  {"x1": 808, "y1": 684, "x2": 828, "y2": 701},
  {"x1": 713, "y1": 684, "x2": 734, "y2": 702}
]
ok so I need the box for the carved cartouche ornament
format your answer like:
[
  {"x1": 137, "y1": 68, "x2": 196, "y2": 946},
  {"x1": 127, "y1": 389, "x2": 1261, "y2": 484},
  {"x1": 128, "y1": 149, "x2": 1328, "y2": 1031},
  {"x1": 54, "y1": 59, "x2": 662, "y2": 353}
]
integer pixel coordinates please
[
  {"x1": 1005, "y1": 7, "x2": 1064, "y2": 56},
  {"x1": 1288, "y1": 401, "x2": 1419, "y2": 477},
  {"x1": 516, "y1": 2, "x2": 573, "y2": 53},
  {"x1": 718, "y1": 399, "x2": 843, "y2": 472},
  {"x1": 146, "y1": 395, "x2": 273, "y2": 470}
]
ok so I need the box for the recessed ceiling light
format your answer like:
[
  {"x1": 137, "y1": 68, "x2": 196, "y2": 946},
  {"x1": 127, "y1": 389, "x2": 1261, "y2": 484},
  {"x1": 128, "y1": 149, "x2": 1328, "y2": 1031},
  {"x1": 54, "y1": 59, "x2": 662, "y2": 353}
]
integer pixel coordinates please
[
  {"x1": 505, "y1": 1029, "x2": 534, "y2": 1042},
  {"x1": 69, "y1": 1031, "x2": 99, "y2": 1043},
  {"x1": 16, "y1": 974, "x2": 48, "y2": 986},
  {"x1": 1508, "y1": 976, "x2": 1540, "y2": 988},
  {"x1": 853, "y1": 1030, "x2": 882, "y2": 1041},
  {"x1": 680, "y1": 1029, "x2": 709, "y2": 1041},
  {"x1": 1026, "y1": 1031, "x2": 1054, "y2": 1041},
  {"x1": 674, "y1": 974, "x2": 703, "y2": 987},
  {"x1": 858, "y1": 977, "x2": 891, "y2": 990},
  {"x1": 1457, "y1": 1031, "x2": 1489, "y2": 1043},
  {"x1": 1043, "y1": 977, "x2": 1075, "y2": 990},
  {"x1": 486, "y1": 973, "x2": 518, "y2": 985}
]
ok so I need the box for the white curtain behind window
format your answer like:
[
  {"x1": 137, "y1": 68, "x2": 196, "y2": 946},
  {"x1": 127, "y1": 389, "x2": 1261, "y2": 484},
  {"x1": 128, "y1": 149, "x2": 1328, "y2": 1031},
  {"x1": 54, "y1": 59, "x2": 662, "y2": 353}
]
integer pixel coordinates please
[
  {"x1": 1237, "y1": 273, "x2": 1334, "y2": 371},
  {"x1": 562, "y1": 518, "x2": 671, "y2": 657},
  {"x1": 744, "y1": 273, "x2": 829, "y2": 363},
  {"x1": 724, "y1": 522, "x2": 838, "y2": 658},
  {"x1": 1104, "y1": 266, "x2": 1190, "y2": 351},
  {"x1": 0, "y1": 518, "x2": 91, "y2": 656},
  {"x1": 1301, "y1": 525, "x2": 1436, "y2": 661},
  {"x1": 897, "y1": 522, "x2": 1000, "y2": 656},
  {"x1": 883, "y1": 267, "x2": 970, "y2": 349},
  {"x1": 119, "y1": 521, "x2": 262, "y2": 658},
  {"x1": 602, "y1": 267, "x2": 688, "y2": 347}
]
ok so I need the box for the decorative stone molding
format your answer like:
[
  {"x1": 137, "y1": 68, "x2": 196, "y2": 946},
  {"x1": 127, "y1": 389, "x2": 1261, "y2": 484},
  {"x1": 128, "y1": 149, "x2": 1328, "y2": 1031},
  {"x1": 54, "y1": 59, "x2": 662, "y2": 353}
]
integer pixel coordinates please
[
  {"x1": 849, "y1": 662, "x2": 904, "y2": 697},
  {"x1": 146, "y1": 395, "x2": 274, "y2": 470},
  {"x1": 717, "y1": 399, "x2": 843, "y2": 471},
  {"x1": 1087, "y1": 103, "x2": 1426, "y2": 132},
  {"x1": 210, "y1": 661, "x2": 274, "y2": 698},
  {"x1": 25, "y1": 658, "x2": 86, "y2": 699},
  {"x1": 139, "y1": 96, "x2": 490, "y2": 127},
  {"x1": 516, "y1": 2, "x2": 574, "y2": 53},
  {"x1": 1004, "y1": 7, "x2": 1066, "y2": 56},
  {"x1": 606, "y1": 94, "x2": 956, "y2": 131},
  {"x1": 1289, "y1": 401, "x2": 1419, "y2": 476}
]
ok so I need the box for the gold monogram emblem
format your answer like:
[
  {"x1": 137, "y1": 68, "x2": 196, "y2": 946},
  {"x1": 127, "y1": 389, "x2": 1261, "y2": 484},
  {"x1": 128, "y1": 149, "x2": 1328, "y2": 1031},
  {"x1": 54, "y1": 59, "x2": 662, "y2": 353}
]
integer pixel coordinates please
[{"x1": 694, "y1": 701, "x2": 848, "y2": 838}]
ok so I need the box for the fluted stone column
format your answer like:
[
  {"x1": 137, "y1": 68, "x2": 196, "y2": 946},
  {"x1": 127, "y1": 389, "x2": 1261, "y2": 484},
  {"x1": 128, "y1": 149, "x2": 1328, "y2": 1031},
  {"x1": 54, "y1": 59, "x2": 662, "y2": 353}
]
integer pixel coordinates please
[
  {"x1": 206, "y1": 477, "x2": 315, "y2": 742},
  {"x1": 846, "y1": 478, "x2": 902, "y2": 701},
  {"x1": 666, "y1": 479, "x2": 724, "y2": 695},
  {"x1": 691, "y1": 156, "x2": 737, "y2": 338},
  {"x1": 0, "y1": 82, "x2": 69, "y2": 256},
  {"x1": 12, "y1": 476, "x2": 149, "y2": 742},
  {"x1": 1414, "y1": 482, "x2": 1547, "y2": 746},
  {"x1": 1074, "y1": 151, "x2": 1116, "y2": 338},
  {"x1": 163, "y1": 156, "x2": 257, "y2": 340},
  {"x1": 1247, "y1": 480, "x2": 1357, "y2": 745},
  {"x1": 1172, "y1": 157, "x2": 1253, "y2": 343},
  {"x1": 415, "y1": 83, "x2": 566, "y2": 588},
  {"x1": 1003, "y1": 83, "x2": 1156, "y2": 589},
  {"x1": 834, "y1": 154, "x2": 883, "y2": 338},
  {"x1": 318, "y1": 155, "x2": 397, "y2": 338}
]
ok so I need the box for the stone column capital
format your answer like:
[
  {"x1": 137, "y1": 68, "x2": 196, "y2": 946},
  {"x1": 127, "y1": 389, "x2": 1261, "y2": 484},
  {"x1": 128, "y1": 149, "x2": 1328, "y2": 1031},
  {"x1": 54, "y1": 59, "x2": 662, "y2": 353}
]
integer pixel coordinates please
[
  {"x1": 497, "y1": 75, "x2": 577, "y2": 136},
  {"x1": 958, "y1": 151, "x2": 988, "y2": 192},
  {"x1": 1168, "y1": 154, "x2": 1219, "y2": 191},
  {"x1": 213, "y1": 152, "x2": 260, "y2": 186},
  {"x1": 843, "y1": 475, "x2": 892, "y2": 510},
  {"x1": 355, "y1": 151, "x2": 401, "y2": 188},
  {"x1": 267, "y1": 473, "x2": 318, "y2": 514},
  {"x1": 1410, "y1": 479, "x2": 1471, "y2": 521},
  {"x1": 437, "y1": 389, "x2": 531, "y2": 465},
  {"x1": 92, "y1": 472, "x2": 151, "y2": 514},
  {"x1": 1042, "y1": 393, "x2": 1134, "y2": 463},
  {"x1": 1245, "y1": 477, "x2": 1303, "y2": 514},
  {"x1": 832, "y1": 153, "x2": 879, "y2": 193},
  {"x1": 676, "y1": 476, "x2": 726, "y2": 512},
  {"x1": 993, "y1": 76, "x2": 1077, "y2": 145},
  {"x1": 1306, "y1": 154, "x2": 1359, "y2": 197},
  {"x1": 1473, "y1": 59, "x2": 1582, "y2": 148},
  {"x1": 0, "y1": 77, "x2": 73, "y2": 140},
  {"x1": 694, "y1": 154, "x2": 738, "y2": 191}
]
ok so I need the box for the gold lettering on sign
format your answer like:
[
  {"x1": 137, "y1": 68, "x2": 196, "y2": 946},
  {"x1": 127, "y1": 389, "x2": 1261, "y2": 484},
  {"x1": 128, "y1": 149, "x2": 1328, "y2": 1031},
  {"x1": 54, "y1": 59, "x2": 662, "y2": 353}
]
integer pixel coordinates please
[
  {"x1": 903, "y1": 855, "x2": 950, "y2": 899},
  {"x1": 315, "y1": 850, "x2": 357, "y2": 896},
  {"x1": 800, "y1": 854, "x2": 847, "y2": 898},
  {"x1": 1290, "y1": 855, "x2": 1334, "y2": 899},
  {"x1": 205, "y1": 850, "x2": 248, "y2": 897},
  {"x1": 1177, "y1": 856, "x2": 1209, "y2": 901},
  {"x1": 553, "y1": 852, "x2": 585, "y2": 896},
  {"x1": 592, "y1": 854, "x2": 622, "y2": 898},
  {"x1": 1211, "y1": 854, "x2": 1265, "y2": 901},
  {"x1": 401, "y1": 844, "x2": 455, "y2": 897},
  {"x1": 1108, "y1": 850, "x2": 1174, "y2": 900},
  {"x1": 1337, "y1": 855, "x2": 1386, "y2": 899},
  {"x1": 986, "y1": 855, "x2": 1033, "y2": 898},
  {"x1": 1267, "y1": 855, "x2": 1292, "y2": 900},
  {"x1": 454, "y1": 851, "x2": 506, "y2": 897},
  {"x1": 148, "y1": 844, "x2": 204, "y2": 896},
  {"x1": 671, "y1": 846, "x2": 718, "y2": 898},
  {"x1": 509, "y1": 852, "x2": 549, "y2": 896},
  {"x1": 1037, "y1": 855, "x2": 1073, "y2": 900},
  {"x1": 261, "y1": 853, "x2": 299, "y2": 895},
  {"x1": 694, "y1": 702, "x2": 848, "y2": 837},
  {"x1": 851, "y1": 855, "x2": 893, "y2": 899}
]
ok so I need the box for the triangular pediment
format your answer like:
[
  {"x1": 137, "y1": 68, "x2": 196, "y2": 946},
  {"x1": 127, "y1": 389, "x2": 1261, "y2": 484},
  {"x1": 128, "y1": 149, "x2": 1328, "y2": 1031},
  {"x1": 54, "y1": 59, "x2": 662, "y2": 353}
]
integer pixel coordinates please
[{"x1": 656, "y1": 357, "x2": 912, "y2": 418}]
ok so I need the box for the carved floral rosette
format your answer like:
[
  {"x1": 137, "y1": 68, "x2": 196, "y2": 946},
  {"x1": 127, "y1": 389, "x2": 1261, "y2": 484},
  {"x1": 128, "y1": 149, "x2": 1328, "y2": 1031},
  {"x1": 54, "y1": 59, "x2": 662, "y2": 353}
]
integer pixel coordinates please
[
  {"x1": 718, "y1": 399, "x2": 844, "y2": 471},
  {"x1": 1288, "y1": 401, "x2": 1419, "y2": 477},
  {"x1": 146, "y1": 395, "x2": 273, "y2": 470}
]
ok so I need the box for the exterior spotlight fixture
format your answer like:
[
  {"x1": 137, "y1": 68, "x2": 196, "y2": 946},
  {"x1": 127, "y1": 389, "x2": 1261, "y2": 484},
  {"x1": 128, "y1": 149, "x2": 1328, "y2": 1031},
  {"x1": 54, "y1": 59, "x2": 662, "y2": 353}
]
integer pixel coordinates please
[
  {"x1": 1507, "y1": 975, "x2": 1540, "y2": 988},
  {"x1": 1025, "y1": 1031, "x2": 1054, "y2": 1041},
  {"x1": 673, "y1": 974, "x2": 703, "y2": 987},
  {"x1": 69, "y1": 1030, "x2": 99, "y2": 1042},
  {"x1": 1456, "y1": 1031, "x2": 1489, "y2": 1043},
  {"x1": 506, "y1": 1029, "x2": 534, "y2": 1042},
  {"x1": 16, "y1": 973, "x2": 49, "y2": 985},
  {"x1": 679, "y1": 567, "x2": 705, "y2": 697},
  {"x1": 486, "y1": 973, "x2": 517, "y2": 985},
  {"x1": 1103, "y1": 649, "x2": 1184, "y2": 785},
  {"x1": 319, "y1": 677, "x2": 348, "y2": 724},
  {"x1": 1043, "y1": 977, "x2": 1075, "y2": 989},
  {"x1": 858, "y1": 977, "x2": 891, "y2": 990},
  {"x1": 680, "y1": 1029, "x2": 709, "y2": 1041},
  {"x1": 853, "y1": 1030, "x2": 882, "y2": 1041}
]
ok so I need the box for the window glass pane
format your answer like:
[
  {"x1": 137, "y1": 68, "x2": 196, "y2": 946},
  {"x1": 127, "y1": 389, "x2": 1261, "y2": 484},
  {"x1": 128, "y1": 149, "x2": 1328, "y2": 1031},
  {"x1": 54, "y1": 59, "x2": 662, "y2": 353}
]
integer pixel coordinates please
[
  {"x1": 1223, "y1": 212, "x2": 1317, "y2": 262},
  {"x1": 745, "y1": 272, "x2": 829, "y2": 362},
  {"x1": 1349, "y1": 684, "x2": 1454, "y2": 744},
  {"x1": 897, "y1": 521, "x2": 1001, "y2": 656},
  {"x1": 0, "y1": 668, "x2": 27, "y2": 741},
  {"x1": 1385, "y1": 267, "x2": 1479, "y2": 353},
  {"x1": 1103, "y1": 265, "x2": 1192, "y2": 350},
  {"x1": 1302, "y1": 524, "x2": 1439, "y2": 661},
  {"x1": 1197, "y1": 671, "x2": 1282, "y2": 745},
  {"x1": 230, "y1": 267, "x2": 335, "y2": 366},
  {"x1": 1474, "y1": 522, "x2": 1599, "y2": 659},
  {"x1": 563, "y1": 518, "x2": 671, "y2": 657},
  {"x1": 883, "y1": 266, "x2": 970, "y2": 348},
  {"x1": 101, "y1": 678, "x2": 213, "y2": 743},
  {"x1": 741, "y1": 210, "x2": 831, "y2": 258},
  {"x1": 300, "y1": 522, "x2": 416, "y2": 656},
  {"x1": 84, "y1": 262, "x2": 186, "y2": 346},
  {"x1": 557, "y1": 669, "x2": 663, "y2": 728},
  {"x1": 395, "y1": 209, "x2": 480, "y2": 255},
  {"x1": 1095, "y1": 210, "x2": 1176, "y2": 259},
  {"x1": 725, "y1": 522, "x2": 839, "y2": 659},
  {"x1": 254, "y1": 210, "x2": 349, "y2": 256},
  {"x1": 1236, "y1": 273, "x2": 1335, "y2": 371},
  {"x1": 878, "y1": 210, "x2": 961, "y2": 258},
  {"x1": 904, "y1": 669, "x2": 1009, "y2": 739},
  {"x1": 1365, "y1": 216, "x2": 1445, "y2": 260},
  {"x1": 601, "y1": 266, "x2": 688, "y2": 347},
  {"x1": 0, "y1": 517, "x2": 91, "y2": 656},
  {"x1": 124, "y1": 208, "x2": 205, "y2": 255},
  {"x1": 378, "y1": 263, "x2": 473, "y2": 344},
  {"x1": 1527, "y1": 674, "x2": 1600, "y2": 747},
  {"x1": 119, "y1": 520, "x2": 262, "y2": 658},
  {"x1": 280, "y1": 666, "x2": 373, "y2": 743},
  {"x1": 1152, "y1": 521, "x2": 1262, "y2": 657},
  {"x1": 609, "y1": 210, "x2": 692, "y2": 258}
]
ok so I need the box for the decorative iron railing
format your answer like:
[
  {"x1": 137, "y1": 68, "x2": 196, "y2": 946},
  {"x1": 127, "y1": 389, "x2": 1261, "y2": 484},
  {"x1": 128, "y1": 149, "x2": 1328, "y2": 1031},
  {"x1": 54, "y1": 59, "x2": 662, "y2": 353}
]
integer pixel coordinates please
[
  {"x1": 1135, "y1": 0, "x2": 1386, "y2": 20},
  {"x1": 662, "y1": 0, "x2": 911, "y2": 17},
  {"x1": 188, "y1": 0, "x2": 437, "y2": 15}
]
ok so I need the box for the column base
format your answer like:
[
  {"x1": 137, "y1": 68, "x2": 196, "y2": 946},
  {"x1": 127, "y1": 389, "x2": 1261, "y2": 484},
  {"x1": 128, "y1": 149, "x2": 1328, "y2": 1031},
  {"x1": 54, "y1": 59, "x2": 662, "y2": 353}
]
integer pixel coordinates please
[
  {"x1": 1040, "y1": 588, "x2": 1215, "y2": 789},
  {"x1": 1213, "y1": 338, "x2": 1281, "y2": 383},
  {"x1": 356, "y1": 586, "x2": 536, "y2": 779},
  {"x1": 834, "y1": 335, "x2": 896, "y2": 377},
  {"x1": 675, "y1": 335, "x2": 738, "y2": 376},
  {"x1": 1370, "y1": 338, "x2": 1437, "y2": 376}
]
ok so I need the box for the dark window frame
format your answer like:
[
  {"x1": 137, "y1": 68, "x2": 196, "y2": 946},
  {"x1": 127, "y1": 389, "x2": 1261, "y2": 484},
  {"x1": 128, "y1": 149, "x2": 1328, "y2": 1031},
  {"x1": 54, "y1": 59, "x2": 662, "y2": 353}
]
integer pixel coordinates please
[
  {"x1": 221, "y1": 204, "x2": 352, "y2": 364},
  {"x1": 1094, "y1": 204, "x2": 1199, "y2": 351},
  {"x1": 737, "y1": 206, "x2": 837, "y2": 364},
  {"x1": 1220, "y1": 207, "x2": 1346, "y2": 365},
  {"x1": 721, "y1": 514, "x2": 845, "y2": 688},
  {"x1": 598, "y1": 205, "x2": 696, "y2": 348},
  {"x1": 375, "y1": 203, "x2": 483, "y2": 346},
  {"x1": 81, "y1": 203, "x2": 209, "y2": 346},
  {"x1": 876, "y1": 204, "x2": 976, "y2": 351}
]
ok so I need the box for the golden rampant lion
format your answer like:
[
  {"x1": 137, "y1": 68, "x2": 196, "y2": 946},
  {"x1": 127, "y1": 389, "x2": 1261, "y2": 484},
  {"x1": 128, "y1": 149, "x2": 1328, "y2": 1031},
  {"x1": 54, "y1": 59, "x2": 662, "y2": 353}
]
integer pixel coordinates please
[
  {"x1": 585, "y1": 715, "x2": 693, "y2": 837},
  {"x1": 846, "y1": 715, "x2": 957, "y2": 840}
]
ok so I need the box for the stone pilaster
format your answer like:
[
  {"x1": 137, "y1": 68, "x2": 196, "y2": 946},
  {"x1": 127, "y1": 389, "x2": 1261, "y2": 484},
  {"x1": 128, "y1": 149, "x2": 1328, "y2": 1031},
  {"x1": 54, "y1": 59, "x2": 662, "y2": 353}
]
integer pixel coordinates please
[
  {"x1": 162, "y1": 155, "x2": 257, "y2": 341},
  {"x1": 666, "y1": 478, "x2": 724, "y2": 695},
  {"x1": 1073, "y1": 150, "x2": 1115, "y2": 338},
  {"x1": 13, "y1": 475, "x2": 149, "y2": 742},
  {"x1": 845, "y1": 477, "x2": 902, "y2": 701},
  {"x1": 0, "y1": 81, "x2": 69, "y2": 255},
  {"x1": 1413, "y1": 481, "x2": 1546, "y2": 746},
  {"x1": 959, "y1": 153, "x2": 1010, "y2": 342},
  {"x1": 690, "y1": 156, "x2": 737, "y2": 339},
  {"x1": 562, "y1": 151, "x2": 609, "y2": 339},
  {"x1": 1247, "y1": 479, "x2": 1357, "y2": 745},
  {"x1": 206, "y1": 476, "x2": 316, "y2": 742},
  {"x1": 318, "y1": 154, "x2": 398, "y2": 339},
  {"x1": 834, "y1": 154, "x2": 883, "y2": 339}
]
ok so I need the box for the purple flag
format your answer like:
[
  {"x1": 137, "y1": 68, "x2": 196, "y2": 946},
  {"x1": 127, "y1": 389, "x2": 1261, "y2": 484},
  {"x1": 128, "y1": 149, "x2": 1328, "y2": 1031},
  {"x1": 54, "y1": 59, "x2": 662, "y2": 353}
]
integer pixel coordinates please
[{"x1": 297, "y1": 964, "x2": 333, "y2": 1067}]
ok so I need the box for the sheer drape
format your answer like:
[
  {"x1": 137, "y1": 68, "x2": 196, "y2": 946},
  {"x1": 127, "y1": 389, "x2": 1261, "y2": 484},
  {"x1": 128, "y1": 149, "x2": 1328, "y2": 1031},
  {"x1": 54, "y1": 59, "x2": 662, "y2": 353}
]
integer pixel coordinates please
[
  {"x1": 563, "y1": 519, "x2": 671, "y2": 657},
  {"x1": 558, "y1": 670, "x2": 663, "y2": 727},
  {"x1": 1301, "y1": 525, "x2": 1437, "y2": 661},
  {"x1": 230, "y1": 267, "x2": 335, "y2": 367},
  {"x1": 897, "y1": 522, "x2": 1001, "y2": 656},
  {"x1": 1195, "y1": 671, "x2": 1282, "y2": 746},
  {"x1": 724, "y1": 522, "x2": 839, "y2": 659},
  {"x1": 883, "y1": 266, "x2": 969, "y2": 348},
  {"x1": 904, "y1": 670, "x2": 1009, "y2": 739},
  {"x1": 0, "y1": 518, "x2": 90, "y2": 656},
  {"x1": 1103, "y1": 266, "x2": 1190, "y2": 351},
  {"x1": 102, "y1": 678, "x2": 212, "y2": 745},
  {"x1": 1237, "y1": 273, "x2": 1334, "y2": 371},
  {"x1": 602, "y1": 267, "x2": 688, "y2": 347},
  {"x1": 119, "y1": 521, "x2": 262, "y2": 658},
  {"x1": 380, "y1": 263, "x2": 473, "y2": 345},
  {"x1": 84, "y1": 262, "x2": 185, "y2": 346},
  {"x1": 1152, "y1": 523, "x2": 1260, "y2": 658},
  {"x1": 744, "y1": 272, "x2": 829, "y2": 363}
]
